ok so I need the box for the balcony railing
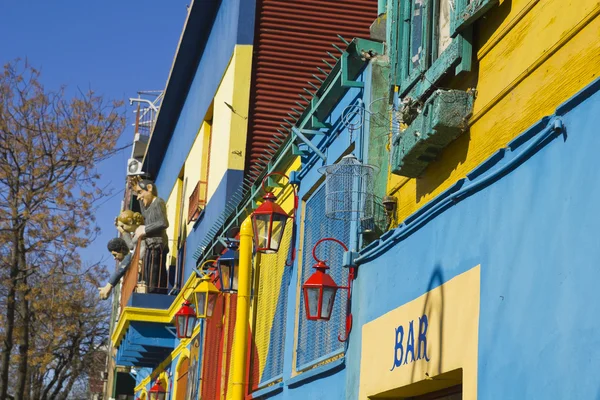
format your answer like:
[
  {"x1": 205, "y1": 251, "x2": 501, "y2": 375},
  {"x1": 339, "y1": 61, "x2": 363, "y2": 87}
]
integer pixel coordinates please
[{"x1": 119, "y1": 237, "x2": 173, "y2": 313}]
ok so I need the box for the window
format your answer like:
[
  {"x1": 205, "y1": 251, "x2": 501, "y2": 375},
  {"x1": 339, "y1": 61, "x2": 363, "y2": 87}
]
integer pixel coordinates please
[
  {"x1": 393, "y1": 0, "x2": 472, "y2": 100},
  {"x1": 391, "y1": 0, "x2": 496, "y2": 101},
  {"x1": 296, "y1": 185, "x2": 351, "y2": 371}
]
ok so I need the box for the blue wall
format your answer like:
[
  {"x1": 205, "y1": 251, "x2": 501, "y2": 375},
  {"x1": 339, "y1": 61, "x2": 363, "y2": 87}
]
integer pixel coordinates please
[
  {"x1": 184, "y1": 168, "x2": 243, "y2": 277},
  {"x1": 343, "y1": 79, "x2": 600, "y2": 399},
  {"x1": 152, "y1": 0, "x2": 255, "y2": 197}
]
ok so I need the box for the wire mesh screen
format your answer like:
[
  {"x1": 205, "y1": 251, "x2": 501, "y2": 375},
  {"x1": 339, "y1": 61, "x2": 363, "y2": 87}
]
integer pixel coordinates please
[
  {"x1": 252, "y1": 211, "x2": 294, "y2": 388},
  {"x1": 201, "y1": 295, "x2": 225, "y2": 400},
  {"x1": 297, "y1": 185, "x2": 350, "y2": 370},
  {"x1": 319, "y1": 154, "x2": 379, "y2": 222}
]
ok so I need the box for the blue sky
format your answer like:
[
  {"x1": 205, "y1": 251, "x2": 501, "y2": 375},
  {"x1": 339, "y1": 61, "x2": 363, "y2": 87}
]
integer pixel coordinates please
[{"x1": 0, "y1": 0, "x2": 189, "y2": 270}]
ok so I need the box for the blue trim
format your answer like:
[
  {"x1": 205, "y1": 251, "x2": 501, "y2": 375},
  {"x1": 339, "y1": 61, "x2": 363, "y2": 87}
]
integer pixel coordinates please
[
  {"x1": 256, "y1": 374, "x2": 283, "y2": 390},
  {"x1": 285, "y1": 357, "x2": 345, "y2": 388},
  {"x1": 126, "y1": 293, "x2": 175, "y2": 309},
  {"x1": 184, "y1": 169, "x2": 244, "y2": 276},
  {"x1": 251, "y1": 381, "x2": 283, "y2": 399},
  {"x1": 296, "y1": 349, "x2": 344, "y2": 373}
]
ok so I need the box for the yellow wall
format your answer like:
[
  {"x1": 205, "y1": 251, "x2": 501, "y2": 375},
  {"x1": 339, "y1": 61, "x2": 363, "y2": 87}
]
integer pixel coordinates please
[
  {"x1": 165, "y1": 177, "x2": 182, "y2": 257},
  {"x1": 162, "y1": 44, "x2": 253, "y2": 244},
  {"x1": 359, "y1": 265, "x2": 480, "y2": 400},
  {"x1": 208, "y1": 45, "x2": 253, "y2": 200},
  {"x1": 388, "y1": 0, "x2": 600, "y2": 223},
  {"x1": 183, "y1": 120, "x2": 211, "y2": 233}
]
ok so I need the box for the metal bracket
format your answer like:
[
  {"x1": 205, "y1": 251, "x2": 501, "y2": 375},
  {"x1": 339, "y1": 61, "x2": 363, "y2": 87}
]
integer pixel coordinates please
[
  {"x1": 164, "y1": 326, "x2": 178, "y2": 338},
  {"x1": 292, "y1": 127, "x2": 327, "y2": 162},
  {"x1": 341, "y1": 52, "x2": 364, "y2": 88},
  {"x1": 342, "y1": 250, "x2": 359, "y2": 268}
]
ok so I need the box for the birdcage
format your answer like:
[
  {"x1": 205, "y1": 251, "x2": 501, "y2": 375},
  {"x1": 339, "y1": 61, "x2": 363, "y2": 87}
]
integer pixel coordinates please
[{"x1": 318, "y1": 154, "x2": 379, "y2": 223}]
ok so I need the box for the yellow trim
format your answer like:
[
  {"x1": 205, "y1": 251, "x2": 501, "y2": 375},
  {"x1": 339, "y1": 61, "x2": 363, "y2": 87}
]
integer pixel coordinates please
[
  {"x1": 172, "y1": 348, "x2": 191, "y2": 398},
  {"x1": 134, "y1": 337, "x2": 196, "y2": 392},
  {"x1": 112, "y1": 273, "x2": 199, "y2": 347}
]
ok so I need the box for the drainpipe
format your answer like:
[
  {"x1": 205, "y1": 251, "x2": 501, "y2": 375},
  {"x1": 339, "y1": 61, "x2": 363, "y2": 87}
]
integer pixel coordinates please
[
  {"x1": 231, "y1": 216, "x2": 253, "y2": 400},
  {"x1": 378, "y1": 0, "x2": 387, "y2": 15}
]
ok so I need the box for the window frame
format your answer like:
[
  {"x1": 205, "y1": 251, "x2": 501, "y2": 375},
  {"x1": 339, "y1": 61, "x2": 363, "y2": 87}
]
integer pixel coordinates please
[{"x1": 392, "y1": 0, "x2": 474, "y2": 101}]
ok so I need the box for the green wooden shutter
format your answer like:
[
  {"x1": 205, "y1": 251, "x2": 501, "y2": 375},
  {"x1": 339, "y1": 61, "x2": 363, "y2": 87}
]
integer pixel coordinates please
[{"x1": 451, "y1": 0, "x2": 499, "y2": 36}]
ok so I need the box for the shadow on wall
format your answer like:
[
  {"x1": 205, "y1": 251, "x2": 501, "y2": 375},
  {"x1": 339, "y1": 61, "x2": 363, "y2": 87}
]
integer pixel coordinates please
[
  {"x1": 415, "y1": 0, "x2": 513, "y2": 202},
  {"x1": 410, "y1": 265, "x2": 445, "y2": 383}
]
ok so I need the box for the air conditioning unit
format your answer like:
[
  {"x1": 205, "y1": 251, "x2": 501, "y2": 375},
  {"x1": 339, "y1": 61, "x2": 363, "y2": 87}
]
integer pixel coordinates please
[{"x1": 126, "y1": 158, "x2": 145, "y2": 176}]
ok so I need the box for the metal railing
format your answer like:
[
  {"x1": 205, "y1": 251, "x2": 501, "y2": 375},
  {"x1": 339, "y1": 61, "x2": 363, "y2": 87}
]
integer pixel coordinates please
[{"x1": 119, "y1": 238, "x2": 171, "y2": 313}]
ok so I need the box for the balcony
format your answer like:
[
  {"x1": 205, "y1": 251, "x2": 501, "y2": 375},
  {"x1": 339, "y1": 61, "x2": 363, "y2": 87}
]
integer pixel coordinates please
[{"x1": 113, "y1": 238, "x2": 185, "y2": 369}]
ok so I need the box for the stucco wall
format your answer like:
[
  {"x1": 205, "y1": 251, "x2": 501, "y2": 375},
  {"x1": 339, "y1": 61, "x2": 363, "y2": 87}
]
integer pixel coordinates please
[{"x1": 348, "y1": 80, "x2": 600, "y2": 399}]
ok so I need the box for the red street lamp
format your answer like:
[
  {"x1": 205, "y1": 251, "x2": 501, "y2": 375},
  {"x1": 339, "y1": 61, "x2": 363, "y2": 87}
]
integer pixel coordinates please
[
  {"x1": 148, "y1": 379, "x2": 167, "y2": 400},
  {"x1": 252, "y1": 172, "x2": 297, "y2": 254},
  {"x1": 173, "y1": 300, "x2": 197, "y2": 339},
  {"x1": 302, "y1": 238, "x2": 356, "y2": 342}
]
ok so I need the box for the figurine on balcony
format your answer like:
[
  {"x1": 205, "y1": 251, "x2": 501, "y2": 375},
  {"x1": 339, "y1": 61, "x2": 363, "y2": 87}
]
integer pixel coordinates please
[
  {"x1": 132, "y1": 179, "x2": 170, "y2": 294},
  {"x1": 116, "y1": 210, "x2": 146, "y2": 280},
  {"x1": 98, "y1": 238, "x2": 132, "y2": 300}
]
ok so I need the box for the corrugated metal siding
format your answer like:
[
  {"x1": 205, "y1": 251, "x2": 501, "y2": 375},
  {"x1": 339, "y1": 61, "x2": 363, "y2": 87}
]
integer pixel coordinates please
[
  {"x1": 245, "y1": 0, "x2": 378, "y2": 181},
  {"x1": 201, "y1": 295, "x2": 225, "y2": 400},
  {"x1": 223, "y1": 294, "x2": 238, "y2": 398}
]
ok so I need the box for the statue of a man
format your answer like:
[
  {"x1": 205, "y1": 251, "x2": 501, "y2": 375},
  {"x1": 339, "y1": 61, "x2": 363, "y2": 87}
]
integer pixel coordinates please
[
  {"x1": 98, "y1": 238, "x2": 132, "y2": 300},
  {"x1": 132, "y1": 179, "x2": 169, "y2": 294}
]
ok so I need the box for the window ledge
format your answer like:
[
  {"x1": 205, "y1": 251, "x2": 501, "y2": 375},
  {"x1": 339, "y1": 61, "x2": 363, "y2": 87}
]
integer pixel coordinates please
[
  {"x1": 285, "y1": 357, "x2": 345, "y2": 388},
  {"x1": 250, "y1": 382, "x2": 284, "y2": 399}
]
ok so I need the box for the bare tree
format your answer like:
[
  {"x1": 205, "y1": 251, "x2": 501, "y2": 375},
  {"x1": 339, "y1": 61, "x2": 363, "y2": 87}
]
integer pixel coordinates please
[{"x1": 0, "y1": 60, "x2": 125, "y2": 400}]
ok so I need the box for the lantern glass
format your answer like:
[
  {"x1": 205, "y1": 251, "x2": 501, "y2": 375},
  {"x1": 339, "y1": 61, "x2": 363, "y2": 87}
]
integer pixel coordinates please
[
  {"x1": 207, "y1": 293, "x2": 218, "y2": 317},
  {"x1": 174, "y1": 301, "x2": 196, "y2": 338},
  {"x1": 195, "y1": 292, "x2": 207, "y2": 316},
  {"x1": 186, "y1": 315, "x2": 195, "y2": 335},
  {"x1": 305, "y1": 287, "x2": 320, "y2": 319},
  {"x1": 193, "y1": 277, "x2": 220, "y2": 318},
  {"x1": 176, "y1": 314, "x2": 187, "y2": 338},
  {"x1": 218, "y1": 248, "x2": 239, "y2": 292},
  {"x1": 253, "y1": 215, "x2": 270, "y2": 250},
  {"x1": 269, "y1": 214, "x2": 287, "y2": 252},
  {"x1": 149, "y1": 381, "x2": 166, "y2": 400},
  {"x1": 321, "y1": 287, "x2": 337, "y2": 319},
  {"x1": 252, "y1": 193, "x2": 290, "y2": 254}
]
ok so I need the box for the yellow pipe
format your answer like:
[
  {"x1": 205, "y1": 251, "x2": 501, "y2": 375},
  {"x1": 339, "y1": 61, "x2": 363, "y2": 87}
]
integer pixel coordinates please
[{"x1": 230, "y1": 216, "x2": 253, "y2": 400}]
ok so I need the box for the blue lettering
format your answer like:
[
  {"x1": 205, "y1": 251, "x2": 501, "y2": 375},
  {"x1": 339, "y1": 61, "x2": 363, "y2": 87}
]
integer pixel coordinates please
[
  {"x1": 404, "y1": 320, "x2": 415, "y2": 364},
  {"x1": 390, "y1": 325, "x2": 404, "y2": 371},
  {"x1": 417, "y1": 314, "x2": 430, "y2": 361}
]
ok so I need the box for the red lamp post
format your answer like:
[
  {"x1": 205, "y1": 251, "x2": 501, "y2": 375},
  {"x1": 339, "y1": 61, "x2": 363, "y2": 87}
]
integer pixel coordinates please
[
  {"x1": 302, "y1": 238, "x2": 355, "y2": 342},
  {"x1": 173, "y1": 300, "x2": 197, "y2": 339},
  {"x1": 251, "y1": 172, "x2": 298, "y2": 254},
  {"x1": 148, "y1": 379, "x2": 167, "y2": 400}
]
